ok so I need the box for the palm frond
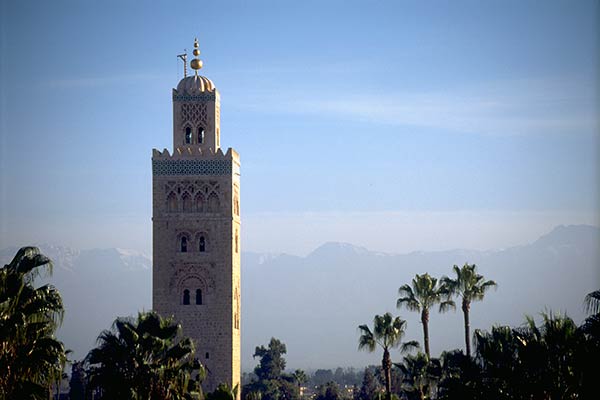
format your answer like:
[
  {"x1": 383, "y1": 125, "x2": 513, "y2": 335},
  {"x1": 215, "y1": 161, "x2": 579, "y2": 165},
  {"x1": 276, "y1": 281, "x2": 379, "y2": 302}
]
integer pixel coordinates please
[
  {"x1": 584, "y1": 290, "x2": 600, "y2": 315},
  {"x1": 438, "y1": 299, "x2": 456, "y2": 313},
  {"x1": 400, "y1": 340, "x2": 420, "y2": 354}
]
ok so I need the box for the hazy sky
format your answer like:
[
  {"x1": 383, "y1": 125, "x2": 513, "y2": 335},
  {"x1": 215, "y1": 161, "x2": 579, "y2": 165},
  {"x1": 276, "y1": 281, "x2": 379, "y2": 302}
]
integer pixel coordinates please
[{"x1": 1, "y1": 0, "x2": 598, "y2": 256}]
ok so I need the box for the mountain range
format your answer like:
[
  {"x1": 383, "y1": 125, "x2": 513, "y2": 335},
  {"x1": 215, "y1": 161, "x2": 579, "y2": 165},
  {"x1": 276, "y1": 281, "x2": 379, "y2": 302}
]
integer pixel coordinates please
[{"x1": 1, "y1": 224, "x2": 598, "y2": 370}]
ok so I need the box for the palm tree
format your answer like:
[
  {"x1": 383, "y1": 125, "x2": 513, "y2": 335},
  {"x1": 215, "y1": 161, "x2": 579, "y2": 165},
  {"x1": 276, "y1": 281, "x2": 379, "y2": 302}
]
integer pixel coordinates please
[
  {"x1": 440, "y1": 264, "x2": 497, "y2": 357},
  {"x1": 397, "y1": 273, "x2": 455, "y2": 359},
  {"x1": 358, "y1": 312, "x2": 418, "y2": 400},
  {"x1": 292, "y1": 369, "x2": 307, "y2": 388},
  {"x1": 0, "y1": 246, "x2": 67, "y2": 400},
  {"x1": 396, "y1": 352, "x2": 440, "y2": 400},
  {"x1": 86, "y1": 311, "x2": 204, "y2": 399}
]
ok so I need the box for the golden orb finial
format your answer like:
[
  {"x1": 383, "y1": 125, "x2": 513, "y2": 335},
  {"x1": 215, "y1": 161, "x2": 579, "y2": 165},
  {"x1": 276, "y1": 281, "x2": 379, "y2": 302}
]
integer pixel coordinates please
[{"x1": 190, "y1": 38, "x2": 203, "y2": 74}]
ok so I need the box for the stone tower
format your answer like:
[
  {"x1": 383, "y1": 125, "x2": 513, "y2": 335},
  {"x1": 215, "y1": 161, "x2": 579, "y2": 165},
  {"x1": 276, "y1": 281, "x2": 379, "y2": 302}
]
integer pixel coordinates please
[{"x1": 152, "y1": 39, "x2": 241, "y2": 394}]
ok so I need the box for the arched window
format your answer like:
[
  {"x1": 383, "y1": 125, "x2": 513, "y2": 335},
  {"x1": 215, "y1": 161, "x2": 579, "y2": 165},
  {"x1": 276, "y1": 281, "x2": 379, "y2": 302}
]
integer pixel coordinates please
[
  {"x1": 181, "y1": 236, "x2": 188, "y2": 253},
  {"x1": 195, "y1": 289, "x2": 202, "y2": 305},
  {"x1": 185, "y1": 127, "x2": 192, "y2": 144},
  {"x1": 167, "y1": 192, "x2": 178, "y2": 212},
  {"x1": 183, "y1": 289, "x2": 190, "y2": 305},
  {"x1": 182, "y1": 193, "x2": 192, "y2": 212},
  {"x1": 208, "y1": 193, "x2": 220, "y2": 213},
  {"x1": 198, "y1": 127, "x2": 205, "y2": 144},
  {"x1": 195, "y1": 194, "x2": 205, "y2": 212},
  {"x1": 235, "y1": 229, "x2": 239, "y2": 253},
  {"x1": 199, "y1": 236, "x2": 206, "y2": 252}
]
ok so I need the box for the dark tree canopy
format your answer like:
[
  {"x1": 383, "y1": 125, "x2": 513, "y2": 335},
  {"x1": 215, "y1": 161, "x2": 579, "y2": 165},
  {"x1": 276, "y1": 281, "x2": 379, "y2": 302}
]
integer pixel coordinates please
[
  {"x1": 315, "y1": 382, "x2": 344, "y2": 400},
  {"x1": 0, "y1": 246, "x2": 67, "y2": 400},
  {"x1": 253, "y1": 337, "x2": 287, "y2": 381},
  {"x1": 244, "y1": 338, "x2": 299, "y2": 400},
  {"x1": 354, "y1": 368, "x2": 382, "y2": 400},
  {"x1": 85, "y1": 311, "x2": 203, "y2": 400}
]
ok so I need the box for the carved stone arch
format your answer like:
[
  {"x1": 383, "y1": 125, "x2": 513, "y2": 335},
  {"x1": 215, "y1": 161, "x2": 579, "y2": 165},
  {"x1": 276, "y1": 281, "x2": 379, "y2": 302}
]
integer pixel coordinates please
[
  {"x1": 166, "y1": 191, "x2": 178, "y2": 212},
  {"x1": 176, "y1": 231, "x2": 192, "y2": 253},
  {"x1": 195, "y1": 193, "x2": 205, "y2": 212},
  {"x1": 176, "y1": 275, "x2": 206, "y2": 306},
  {"x1": 169, "y1": 264, "x2": 216, "y2": 303},
  {"x1": 195, "y1": 231, "x2": 209, "y2": 252},
  {"x1": 181, "y1": 192, "x2": 192, "y2": 212},
  {"x1": 207, "y1": 192, "x2": 220, "y2": 213},
  {"x1": 183, "y1": 123, "x2": 193, "y2": 144}
]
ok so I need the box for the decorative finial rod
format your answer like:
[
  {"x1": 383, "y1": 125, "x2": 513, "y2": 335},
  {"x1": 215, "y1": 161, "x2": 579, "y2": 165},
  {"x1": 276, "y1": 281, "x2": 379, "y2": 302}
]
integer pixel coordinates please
[
  {"x1": 190, "y1": 38, "x2": 203, "y2": 76},
  {"x1": 177, "y1": 51, "x2": 188, "y2": 78}
]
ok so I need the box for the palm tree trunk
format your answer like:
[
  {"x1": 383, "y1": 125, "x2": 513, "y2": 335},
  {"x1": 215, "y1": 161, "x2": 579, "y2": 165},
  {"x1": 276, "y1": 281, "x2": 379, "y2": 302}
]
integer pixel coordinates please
[
  {"x1": 462, "y1": 299, "x2": 471, "y2": 358},
  {"x1": 382, "y1": 347, "x2": 392, "y2": 400},
  {"x1": 421, "y1": 309, "x2": 430, "y2": 359}
]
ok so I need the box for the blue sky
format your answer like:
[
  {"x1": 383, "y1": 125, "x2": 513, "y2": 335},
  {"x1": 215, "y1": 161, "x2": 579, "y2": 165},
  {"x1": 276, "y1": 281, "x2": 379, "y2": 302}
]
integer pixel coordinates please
[{"x1": 1, "y1": 0, "x2": 598, "y2": 255}]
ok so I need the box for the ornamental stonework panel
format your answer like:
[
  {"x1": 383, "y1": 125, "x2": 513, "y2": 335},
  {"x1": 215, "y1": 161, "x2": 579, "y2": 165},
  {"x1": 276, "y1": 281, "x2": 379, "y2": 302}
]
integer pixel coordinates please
[
  {"x1": 152, "y1": 159, "x2": 232, "y2": 176},
  {"x1": 181, "y1": 103, "x2": 208, "y2": 126}
]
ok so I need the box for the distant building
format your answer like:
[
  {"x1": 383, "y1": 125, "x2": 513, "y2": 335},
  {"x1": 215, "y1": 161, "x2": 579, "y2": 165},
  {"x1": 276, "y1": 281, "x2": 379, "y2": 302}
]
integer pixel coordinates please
[{"x1": 152, "y1": 38, "x2": 241, "y2": 395}]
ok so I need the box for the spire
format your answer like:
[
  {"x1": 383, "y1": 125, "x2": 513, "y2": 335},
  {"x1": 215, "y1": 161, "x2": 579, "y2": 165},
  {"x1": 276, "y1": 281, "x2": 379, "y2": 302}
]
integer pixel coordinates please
[{"x1": 190, "y1": 38, "x2": 203, "y2": 76}]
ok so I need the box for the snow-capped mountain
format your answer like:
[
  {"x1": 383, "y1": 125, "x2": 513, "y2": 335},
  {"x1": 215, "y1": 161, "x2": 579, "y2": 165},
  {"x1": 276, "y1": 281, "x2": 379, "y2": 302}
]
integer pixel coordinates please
[{"x1": 1, "y1": 224, "x2": 598, "y2": 370}]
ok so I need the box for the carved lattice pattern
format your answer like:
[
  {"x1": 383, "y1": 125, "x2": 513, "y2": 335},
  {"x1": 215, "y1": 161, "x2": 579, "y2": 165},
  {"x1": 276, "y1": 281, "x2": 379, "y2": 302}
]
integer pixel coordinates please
[
  {"x1": 181, "y1": 103, "x2": 208, "y2": 126},
  {"x1": 152, "y1": 160, "x2": 231, "y2": 176}
]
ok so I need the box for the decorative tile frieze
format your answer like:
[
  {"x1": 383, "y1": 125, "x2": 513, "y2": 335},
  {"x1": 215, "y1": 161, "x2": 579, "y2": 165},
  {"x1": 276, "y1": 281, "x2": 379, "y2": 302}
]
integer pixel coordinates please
[
  {"x1": 153, "y1": 159, "x2": 232, "y2": 176},
  {"x1": 173, "y1": 93, "x2": 216, "y2": 102}
]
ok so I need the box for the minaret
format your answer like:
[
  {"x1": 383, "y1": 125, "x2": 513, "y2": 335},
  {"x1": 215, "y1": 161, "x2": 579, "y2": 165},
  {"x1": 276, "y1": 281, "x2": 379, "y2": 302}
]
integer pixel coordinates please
[{"x1": 152, "y1": 38, "x2": 241, "y2": 395}]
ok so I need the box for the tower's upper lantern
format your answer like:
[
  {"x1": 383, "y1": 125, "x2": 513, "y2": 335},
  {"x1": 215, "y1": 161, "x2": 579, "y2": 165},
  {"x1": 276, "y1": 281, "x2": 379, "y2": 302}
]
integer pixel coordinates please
[{"x1": 172, "y1": 38, "x2": 221, "y2": 152}]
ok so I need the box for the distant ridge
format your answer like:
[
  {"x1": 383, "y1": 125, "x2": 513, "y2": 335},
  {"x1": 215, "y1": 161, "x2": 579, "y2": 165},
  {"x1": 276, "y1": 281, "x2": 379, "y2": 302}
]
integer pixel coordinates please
[{"x1": 1, "y1": 224, "x2": 598, "y2": 369}]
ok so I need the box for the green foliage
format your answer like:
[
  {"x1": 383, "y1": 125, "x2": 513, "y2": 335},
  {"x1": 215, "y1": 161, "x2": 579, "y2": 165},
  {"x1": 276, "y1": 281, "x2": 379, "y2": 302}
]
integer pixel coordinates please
[
  {"x1": 396, "y1": 352, "x2": 440, "y2": 400},
  {"x1": 206, "y1": 383, "x2": 239, "y2": 400},
  {"x1": 440, "y1": 263, "x2": 497, "y2": 357},
  {"x1": 68, "y1": 361, "x2": 87, "y2": 400},
  {"x1": 0, "y1": 246, "x2": 67, "y2": 400},
  {"x1": 435, "y1": 310, "x2": 599, "y2": 399},
  {"x1": 292, "y1": 369, "x2": 307, "y2": 386},
  {"x1": 584, "y1": 290, "x2": 600, "y2": 315},
  {"x1": 85, "y1": 311, "x2": 204, "y2": 400},
  {"x1": 365, "y1": 265, "x2": 600, "y2": 399},
  {"x1": 354, "y1": 368, "x2": 382, "y2": 400},
  {"x1": 253, "y1": 337, "x2": 287, "y2": 381},
  {"x1": 243, "y1": 338, "x2": 300, "y2": 400},
  {"x1": 397, "y1": 273, "x2": 454, "y2": 359},
  {"x1": 315, "y1": 381, "x2": 345, "y2": 400},
  {"x1": 358, "y1": 313, "x2": 417, "y2": 400}
]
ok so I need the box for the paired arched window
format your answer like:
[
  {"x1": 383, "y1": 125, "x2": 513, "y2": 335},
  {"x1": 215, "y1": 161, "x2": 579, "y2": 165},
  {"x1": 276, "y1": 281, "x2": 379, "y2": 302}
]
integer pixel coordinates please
[
  {"x1": 182, "y1": 288, "x2": 203, "y2": 305},
  {"x1": 180, "y1": 237, "x2": 188, "y2": 253},
  {"x1": 198, "y1": 127, "x2": 205, "y2": 144},
  {"x1": 185, "y1": 127, "x2": 192, "y2": 144},
  {"x1": 199, "y1": 236, "x2": 206, "y2": 252}
]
